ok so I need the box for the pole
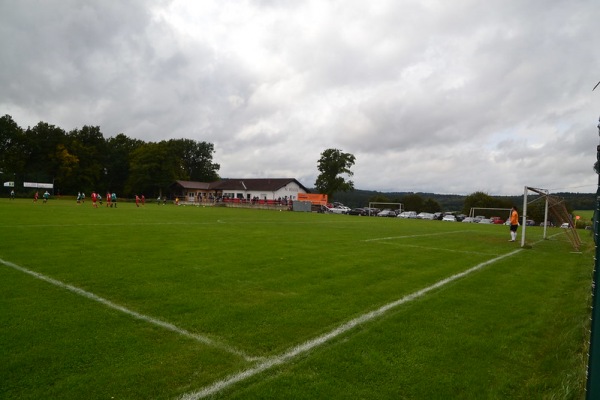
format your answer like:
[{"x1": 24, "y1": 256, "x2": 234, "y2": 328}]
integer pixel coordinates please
[
  {"x1": 521, "y1": 186, "x2": 527, "y2": 247},
  {"x1": 587, "y1": 118, "x2": 600, "y2": 399},
  {"x1": 543, "y1": 191, "x2": 549, "y2": 239}
]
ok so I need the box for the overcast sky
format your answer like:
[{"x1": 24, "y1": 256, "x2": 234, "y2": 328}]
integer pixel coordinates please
[{"x1": 1, "y1": 0, "x2": 599, "y2": 195}]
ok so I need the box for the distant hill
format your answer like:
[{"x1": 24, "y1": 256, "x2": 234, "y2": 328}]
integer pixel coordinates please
[{"x1": 320, "y1": 189, "x2": 595, "y2": 211}]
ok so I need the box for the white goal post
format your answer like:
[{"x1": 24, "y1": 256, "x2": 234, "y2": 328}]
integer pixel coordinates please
[
  {"x1": 521, "y1": 186, "x2": 581, "y2": 250},
  {"x1": 368, "y1": 202, "x2": 403, "y2": 216}
]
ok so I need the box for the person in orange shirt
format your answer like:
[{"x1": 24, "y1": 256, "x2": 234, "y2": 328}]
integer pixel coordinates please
[{"x1": 509, "y1": 206, "x2": 519, "y2": 242}]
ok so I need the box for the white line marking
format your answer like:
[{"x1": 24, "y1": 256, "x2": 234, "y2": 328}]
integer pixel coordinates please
[
  {"x1": 178, "y1": 248, "x2": 523, "y2": 399},
  {"x1": 374, "y1": 241, "x2": 499, "y2": 256},
  {"x1": 362, "y1": 230, "x2": 471, "y2": 242},
  {"x1": 0, "y1": 258, "x2": 260, "y2": 362}
]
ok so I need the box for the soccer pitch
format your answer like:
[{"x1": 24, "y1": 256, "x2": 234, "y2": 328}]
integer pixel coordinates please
[{"x1": 0, "y1": 199, "x2": 593, "y2": 399}]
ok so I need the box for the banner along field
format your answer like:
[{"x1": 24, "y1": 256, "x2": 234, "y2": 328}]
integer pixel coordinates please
[{"x1": 0, "y1": 199, "x2": 593, "y2": 399}]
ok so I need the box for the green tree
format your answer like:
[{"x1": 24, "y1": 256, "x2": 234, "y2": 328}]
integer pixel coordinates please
[
  {"x1": 462, "y1": 191, "x2": 512, "y2": 216},
  {"x1": 401, "y1": 194, "x2": 425, "y2": 212},
  {"x1": 23, "y1": 122, "x2": 67, "y2": 185},
  {"x1": 52, "y1": 144, "x2": 79, "y2": 191},
  {"x1": 167, "y1": 139, "x2": 220, "y2": 182},
  {"x1": 105, "y1": 133, "x2": 144, "y2": 195},
  {"x1": 315, "y1": 148, "x2": 356, "y2": 201},
  {"x1": 369, "y1": 194, "x2": 390, "y2": 204},
  {"x1": 423, "y1": 198, "x2": 442, "y2": 213},
  {"x1": 66, "y1": 126, "x2": 107, "y2": 193},
  {"x1": 0, "y1": 115, "x2": 26, "y2": 185},
  {"x1": 126, "y1": 141, "x2": 182, "y2": 197}
]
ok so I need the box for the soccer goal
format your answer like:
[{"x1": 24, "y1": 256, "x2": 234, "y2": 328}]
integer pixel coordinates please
[
  {"x1": 367, "y1": 202, "x2": 403, "y2": 216},
  {"x1": 521, "y1": 186, "x2": 580, "y2": 250}
]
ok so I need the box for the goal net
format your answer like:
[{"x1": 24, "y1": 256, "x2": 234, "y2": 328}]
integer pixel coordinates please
[{"x1": 521, "y1": 186, "x2": 580, "y2": 250}]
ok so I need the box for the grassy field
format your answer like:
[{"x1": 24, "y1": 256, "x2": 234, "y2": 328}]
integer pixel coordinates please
[{"x1": 0, "y1": 199, "x2": 593, "y2": 399}]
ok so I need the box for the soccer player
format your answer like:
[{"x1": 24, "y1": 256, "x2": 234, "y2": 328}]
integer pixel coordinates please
[
  {"x1": 106, "y1": 192, "x2": 111, "y2": 207},
  {"x1": 509, "y1": 206, "x2": 519, "y2": 242},
  {"x1": 91, "y1": 191, "x2": 98, "y2": 208}
]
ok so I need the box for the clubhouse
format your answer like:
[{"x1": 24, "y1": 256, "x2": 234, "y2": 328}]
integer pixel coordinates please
[{"x1": 169, "y1": 178, "x2": 310, "y2": 204}]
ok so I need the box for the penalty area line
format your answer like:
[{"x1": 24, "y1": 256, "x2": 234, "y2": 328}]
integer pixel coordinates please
[
  {"x1": 178, "y1": 247, "x2": 523, "y2": 400},
  {"x1": 362, "y1": 230, "x2": 473, "y2": 242},
  {"x1": 0, "y1": 257, "x2": 260, "y2": 362}
]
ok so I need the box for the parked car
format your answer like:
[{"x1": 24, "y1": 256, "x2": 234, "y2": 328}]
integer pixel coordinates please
[
  {"x1": 560, "y1": 222, "x2": 570, "y2": 228},
  {"x1": 474, "y1": 216, "x2": 485, "y2": 223},
  {"x1": 462, "y1": 217, "x2": 475, "y2": 223},
  {"x1": 479, "y1": 218, "x2": 493, "y2": 224},
  {"x1": 326, "y1": 205, "x2": 350, "y2": 214},
  {"x1": 442, "y1": 214, "x2": 456, "y2": 222},
  {"x1": 398, "y1": 211, "x2": 418, "y2": 219},
  {"x1": 455, "y1": 214, "x2": 467, "y2": 222},
  {"x1": 377, "y1": 209, "x2": 397, "y2": 217},
  {"x1": 432, "y1": 212, "x2": 444, "y2": 220},
  {"x1": 490, "y1": 216, "x2": 505, "y2": 224},
  {"x1": 417, "y1": 212, "x2": 434, "y2": 220},
  {"x1": 348, "y1": 208, "x2": 367, "y2": 216},
  {"x1": 526, "y1": 219, "x2": 536, "y2": 226},
  {"x1": 540, "y1": 221, "x2": 555, "y2": 227},
  {"x1": 362, "y1": 207, "x2": 380, "y2": 216}
]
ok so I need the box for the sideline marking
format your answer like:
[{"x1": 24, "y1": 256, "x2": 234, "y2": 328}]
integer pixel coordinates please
[
  {"x1": 0, "y1": 258, "x2": 260, "y2": 362},
  {"x1": 178, "y1": 247, "x2": 523, "y2": 400}
]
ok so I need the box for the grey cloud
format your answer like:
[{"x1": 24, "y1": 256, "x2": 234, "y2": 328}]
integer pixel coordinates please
[{"x1": 1, "y1": 0, "x2": 599, "y2": 194}]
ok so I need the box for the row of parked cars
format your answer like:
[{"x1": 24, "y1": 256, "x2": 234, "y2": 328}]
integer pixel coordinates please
[{"x1": 324, "y1": 204, "x2": 569, "y2": 228}]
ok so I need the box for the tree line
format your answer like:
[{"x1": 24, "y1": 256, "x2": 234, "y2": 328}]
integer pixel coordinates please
[{"x1": 0, "y1": 115, "x2": 220, "y2": 197}]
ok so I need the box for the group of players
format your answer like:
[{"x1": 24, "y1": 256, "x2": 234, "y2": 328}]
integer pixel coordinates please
[{"x1": 79, "y1": 192, "x2": 119, "y2": 208}]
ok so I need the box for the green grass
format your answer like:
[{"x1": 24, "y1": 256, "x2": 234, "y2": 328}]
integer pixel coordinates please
[{"x1": 0, "y1": 199, "x2": 593, "y2": 399}]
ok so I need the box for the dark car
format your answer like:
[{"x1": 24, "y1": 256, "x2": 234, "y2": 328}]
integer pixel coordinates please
[{"x1": 348, "y1": 208, "x2": 367, "y2": 216}]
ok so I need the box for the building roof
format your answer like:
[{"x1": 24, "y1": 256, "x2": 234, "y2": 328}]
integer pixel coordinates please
[
  {"x1": 211, "y1": 178, "x2": 309, "y2": 193},
  {"x1": 171, "y1": 178, "x2": 310, "y2": 193},
  {"x1": 171, "y1": 180, "x2": 212, "y2": 190}
]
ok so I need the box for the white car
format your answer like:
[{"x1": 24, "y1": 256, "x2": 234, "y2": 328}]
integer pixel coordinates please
[
  {"x1": 377, "y1": 209, "x2": 397, "y2": 217},
  {"x1": 417, "y1": 212, "x2": 434, "y2": 220},
  {"x1": 442, "y1": 215, "x2": 456, "y2": 222},
  {"x1": 325, "y1": 206, "x2": 350, "y2": 214},
  {"x1": 398, "y1": 211, "x2": 417, "y2": 219},
  {"x1": 560, "y1": 222, "x2": 570, "y2": 228}
]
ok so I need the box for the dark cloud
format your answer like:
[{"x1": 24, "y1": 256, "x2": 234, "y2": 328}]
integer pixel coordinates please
[{"x1": 1, "y1": 0, "x2": 599, "y2": 194}]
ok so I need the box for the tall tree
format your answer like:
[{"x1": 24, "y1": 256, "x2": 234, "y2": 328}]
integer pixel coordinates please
[
  {"x1": 0, "y1": 115, "x2": 26, "y2": 184},
  {"x1": 315, "y1": 148, "x2": 356, "y2": 201},
  {"x1": 401, "y1": 193, "x2": 425, "y2": 212},
  {"x1": 167, "y1": 139, "x2": 220, "y2": 182},
  {"x1": 105, "y1": 133, "x2": 144, "y2": 195},
  {"x1": 126, "y1": 141, "x2": 181, "y2": 197},
  {"x1": 66, "y1": 125, "x2": 107, "y2": 193},
  {"x1": 423, "y1": 198, "x2": 442, "y2": 213},
  {"x1": 462, "y1": 191, "x2": 512, "y2": 215},
  {"x1": 23, "y1": 122, "x2": 67, "y2": 184}
]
